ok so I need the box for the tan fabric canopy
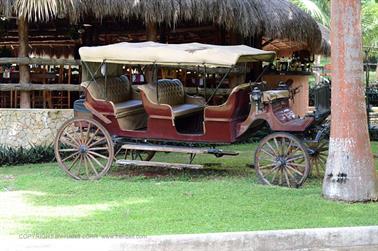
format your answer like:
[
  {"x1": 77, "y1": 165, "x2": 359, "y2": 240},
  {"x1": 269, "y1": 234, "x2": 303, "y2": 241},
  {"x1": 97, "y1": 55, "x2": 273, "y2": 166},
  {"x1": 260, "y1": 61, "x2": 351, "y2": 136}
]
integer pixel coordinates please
[{"x1": 79, "y1": 42, "x2": 276, "y2": 68}]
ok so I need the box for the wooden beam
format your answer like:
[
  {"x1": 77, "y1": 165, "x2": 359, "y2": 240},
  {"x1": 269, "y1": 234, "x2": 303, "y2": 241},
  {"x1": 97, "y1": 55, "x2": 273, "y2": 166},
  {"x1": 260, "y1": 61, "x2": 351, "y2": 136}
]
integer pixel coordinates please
[
  {"x1": 0, "y1": 57, "x2": 81, "y2": 66},
  {"x1": 0, "y1": 83, "x2": 82, "y2": 92},
  {"x1": 122, "y1": 143, "x2": 209, "y2": 154}
]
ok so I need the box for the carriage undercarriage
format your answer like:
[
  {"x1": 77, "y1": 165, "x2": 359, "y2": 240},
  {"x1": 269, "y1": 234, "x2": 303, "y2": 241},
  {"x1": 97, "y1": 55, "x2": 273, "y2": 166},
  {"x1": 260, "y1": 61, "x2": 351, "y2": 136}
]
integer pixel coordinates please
[{"x1": 54, "y1": 115, "x2": 329, "y2": 188}]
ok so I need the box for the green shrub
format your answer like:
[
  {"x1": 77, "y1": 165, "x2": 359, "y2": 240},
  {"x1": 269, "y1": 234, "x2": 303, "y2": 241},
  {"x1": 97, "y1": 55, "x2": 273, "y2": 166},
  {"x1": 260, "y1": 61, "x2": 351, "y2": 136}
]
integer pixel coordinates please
[{"x1": 0, "y1": 145, "x2": 55, "y2": 166}]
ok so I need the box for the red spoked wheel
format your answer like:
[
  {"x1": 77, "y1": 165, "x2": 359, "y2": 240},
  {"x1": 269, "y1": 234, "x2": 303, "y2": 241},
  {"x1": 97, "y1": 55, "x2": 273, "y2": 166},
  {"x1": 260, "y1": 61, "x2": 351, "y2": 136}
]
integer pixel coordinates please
[{"x1": 54, "y1": 118, "x2": 114, "y2": 180}]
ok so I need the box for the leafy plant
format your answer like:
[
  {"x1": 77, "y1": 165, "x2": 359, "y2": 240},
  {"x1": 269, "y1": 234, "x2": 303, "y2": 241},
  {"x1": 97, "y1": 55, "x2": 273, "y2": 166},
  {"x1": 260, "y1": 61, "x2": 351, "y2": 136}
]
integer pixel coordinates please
[{"x1": 0, "y1": 145, "x2": 55, "y2": 166}]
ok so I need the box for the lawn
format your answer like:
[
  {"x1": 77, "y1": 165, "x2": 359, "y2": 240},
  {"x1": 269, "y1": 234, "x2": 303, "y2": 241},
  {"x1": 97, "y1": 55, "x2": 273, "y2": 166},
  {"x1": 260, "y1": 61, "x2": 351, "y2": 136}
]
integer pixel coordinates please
[{"x1": 0, "y1": 142, "x2": 378, "y2": 238}]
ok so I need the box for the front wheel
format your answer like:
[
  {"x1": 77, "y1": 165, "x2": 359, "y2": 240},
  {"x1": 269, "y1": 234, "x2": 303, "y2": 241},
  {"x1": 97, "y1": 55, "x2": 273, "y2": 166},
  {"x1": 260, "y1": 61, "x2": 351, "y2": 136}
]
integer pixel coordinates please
[
  {"x1": 54, "y1": 118, "x2": 114, "y2": 180},
  {"x1": 254, "y1": 132, "x2": 311, "y2": 188}
]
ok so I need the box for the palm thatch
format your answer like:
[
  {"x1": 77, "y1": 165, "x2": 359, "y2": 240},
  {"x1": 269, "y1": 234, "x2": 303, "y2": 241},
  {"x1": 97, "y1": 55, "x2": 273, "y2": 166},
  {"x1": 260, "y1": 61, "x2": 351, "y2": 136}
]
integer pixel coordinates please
[
  {"x1": 0, "y1": 0, "x2": 322, "y2": 52},
  {"x1": 0, "y1": 0, "x2": 81, "y2": 22},
  {"x1": 318, "y1": 23, "x2": 331, "y2": 56}
]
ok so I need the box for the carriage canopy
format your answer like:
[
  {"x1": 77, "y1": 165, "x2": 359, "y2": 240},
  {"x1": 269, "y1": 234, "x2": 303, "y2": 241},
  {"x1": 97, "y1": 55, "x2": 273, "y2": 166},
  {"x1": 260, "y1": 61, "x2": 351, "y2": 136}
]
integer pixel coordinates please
[{"x1": 79, "y1": 42, "x2": 276, "y2": 68}]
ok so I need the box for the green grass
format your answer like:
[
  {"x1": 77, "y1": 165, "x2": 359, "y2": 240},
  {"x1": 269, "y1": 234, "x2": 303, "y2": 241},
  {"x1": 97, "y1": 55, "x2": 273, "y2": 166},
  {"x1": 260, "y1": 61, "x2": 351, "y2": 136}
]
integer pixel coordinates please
[
  {"x1": 368, "y1": 70, "x2": 377, "y2": 83},
  {"x1": 0, "y1": 142, "x2": 377, "y2": 238}
]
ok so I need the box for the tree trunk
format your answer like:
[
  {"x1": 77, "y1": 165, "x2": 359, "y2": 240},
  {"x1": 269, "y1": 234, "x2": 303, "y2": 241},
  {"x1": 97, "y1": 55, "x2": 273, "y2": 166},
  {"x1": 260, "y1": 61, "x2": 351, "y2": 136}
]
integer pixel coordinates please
[
  {"x1": 145, "y1": 21, "x2": 158, "y2": 83},
  {"x1": 18, "y1": 17, "x2": 31, "y2": 108},
  {"x1": 322, "y1": 0, "x2": 377, "y2": 201}
]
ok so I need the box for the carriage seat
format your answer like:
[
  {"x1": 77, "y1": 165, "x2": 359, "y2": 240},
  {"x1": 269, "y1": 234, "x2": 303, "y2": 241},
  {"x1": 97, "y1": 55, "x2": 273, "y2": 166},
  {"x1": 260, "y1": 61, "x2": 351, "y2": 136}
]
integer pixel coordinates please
[
  {"x1": 139, "y1": 79, "x2": 205, "y2": 118},
  {"x1": 113, "y1": 99, "x2": 143, "y2": 117},
  {"x1": 262, "y1": 90, "x2": 290, "y2": 103},
  {"x1": 81, "y1": 76, "x2": 144, "y2": 118}
]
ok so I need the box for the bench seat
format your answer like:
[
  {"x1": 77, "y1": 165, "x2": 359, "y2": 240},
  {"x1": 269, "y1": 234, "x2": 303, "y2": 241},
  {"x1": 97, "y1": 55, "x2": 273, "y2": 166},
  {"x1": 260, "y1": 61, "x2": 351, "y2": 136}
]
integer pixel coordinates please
[
  {"x1": 139, "y1": 79, "x2": 205, "y2": 120},
  {"x1": 81, "y1": 76, "x2": 147, "y2": 130},
  {"x1": 114, "y1": 100, "x2": 144, "y2": 118}
]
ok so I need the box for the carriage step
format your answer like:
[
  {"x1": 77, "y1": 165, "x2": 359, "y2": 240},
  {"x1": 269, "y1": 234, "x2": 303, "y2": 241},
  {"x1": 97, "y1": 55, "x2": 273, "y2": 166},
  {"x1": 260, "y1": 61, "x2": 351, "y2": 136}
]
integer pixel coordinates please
[
  {"x1": 121, "y1": 143, "x2": 238, "y2": 157},
  {"x1": 116, "y1": 160, "x2": 203, "y2": 170}
]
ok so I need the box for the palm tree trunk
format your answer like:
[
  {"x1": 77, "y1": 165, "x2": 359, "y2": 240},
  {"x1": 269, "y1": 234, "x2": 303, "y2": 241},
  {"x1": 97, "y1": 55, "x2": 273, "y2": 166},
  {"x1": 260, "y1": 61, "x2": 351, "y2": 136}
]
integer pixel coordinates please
[
  {"x1": 18, "y1": 17, "x2": 31, "y2": 108},
  {"x1": 322, "y1": 0, "x2": 377, "y2": 201}
]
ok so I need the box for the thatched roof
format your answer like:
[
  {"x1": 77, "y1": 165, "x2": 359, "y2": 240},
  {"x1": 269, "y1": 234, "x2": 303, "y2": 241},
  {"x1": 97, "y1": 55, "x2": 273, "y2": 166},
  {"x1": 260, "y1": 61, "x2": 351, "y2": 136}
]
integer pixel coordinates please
[
  {"x1": 317, "y1": 23, "x2": 331, "y2": 56},
  {"x1": 0, "y1": 0, "x2": 322, "y2": 53}
]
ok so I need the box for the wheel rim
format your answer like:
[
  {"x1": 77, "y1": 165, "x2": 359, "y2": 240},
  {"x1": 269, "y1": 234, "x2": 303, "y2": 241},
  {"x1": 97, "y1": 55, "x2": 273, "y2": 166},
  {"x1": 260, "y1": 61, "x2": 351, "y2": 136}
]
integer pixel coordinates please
[
  {"x1": 54, "y1": 118, "x2": 114, "y2": 180},
  {"x1": 255, "y1": 132, "x2": 311, "y2": 188},
  {"x1": 306, "y1": 140, "x2": 329, "y2": 177}
]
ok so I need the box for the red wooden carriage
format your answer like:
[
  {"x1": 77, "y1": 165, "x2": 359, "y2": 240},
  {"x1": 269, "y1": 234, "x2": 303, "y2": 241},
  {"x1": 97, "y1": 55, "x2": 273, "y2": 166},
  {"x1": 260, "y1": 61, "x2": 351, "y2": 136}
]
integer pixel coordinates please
[{"x1": 54, "y1": 42, "x2": 329, "y2": 187}]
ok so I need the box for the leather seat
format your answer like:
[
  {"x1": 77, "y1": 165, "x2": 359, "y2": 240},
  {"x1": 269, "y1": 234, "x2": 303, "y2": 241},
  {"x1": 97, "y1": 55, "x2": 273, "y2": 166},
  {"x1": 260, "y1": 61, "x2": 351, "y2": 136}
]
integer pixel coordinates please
[
  {"x1": 139, "y1": 79, "x2": 205, "y2": 119},
  {"x1": 81, "y1": 76, "x2": 148, "y2": 130},
  {"x1": 82, "y1": 76, "x2": 144, "y2": 118},
  {"x1": 114, "y1": 99, "x2": 144, "y2": 118}
]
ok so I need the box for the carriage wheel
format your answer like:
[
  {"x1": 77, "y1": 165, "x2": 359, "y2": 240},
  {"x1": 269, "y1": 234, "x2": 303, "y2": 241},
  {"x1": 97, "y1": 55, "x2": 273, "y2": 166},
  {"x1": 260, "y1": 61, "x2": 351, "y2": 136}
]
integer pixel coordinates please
[
  {"x1": 54, "y1": 118, "x2": 114, "y2": 180},
  {"x1": 306, "y1": 140, "x2": 329, "y2": 177},
  {"x1": 254, "y1": 132, "x2": 311, "y2": 188}
]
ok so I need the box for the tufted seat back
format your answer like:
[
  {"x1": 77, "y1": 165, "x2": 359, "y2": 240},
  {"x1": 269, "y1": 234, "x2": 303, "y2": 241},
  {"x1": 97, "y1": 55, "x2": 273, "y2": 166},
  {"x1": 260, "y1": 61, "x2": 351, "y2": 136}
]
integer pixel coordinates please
[
  {"x1": 142, "y1": 79, "x2": 185, "y2": 106},
  {"x1": 82, "y1": 77, "x2": 131, "y2": 103}
]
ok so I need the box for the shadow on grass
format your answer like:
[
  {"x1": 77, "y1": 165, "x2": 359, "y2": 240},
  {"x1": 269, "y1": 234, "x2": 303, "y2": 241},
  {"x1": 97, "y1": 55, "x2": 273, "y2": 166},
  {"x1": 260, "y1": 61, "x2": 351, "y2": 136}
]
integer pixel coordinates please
[{"x1": 109, "y1": 164, "x2": 255, "y2": 181}]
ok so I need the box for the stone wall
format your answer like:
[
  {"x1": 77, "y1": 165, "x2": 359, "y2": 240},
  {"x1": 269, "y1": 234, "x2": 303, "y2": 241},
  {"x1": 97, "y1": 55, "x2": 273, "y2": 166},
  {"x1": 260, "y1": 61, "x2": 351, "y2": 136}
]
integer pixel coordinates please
[{"x1": 0, "y1": 109, "x2": 74, "y2": 148}]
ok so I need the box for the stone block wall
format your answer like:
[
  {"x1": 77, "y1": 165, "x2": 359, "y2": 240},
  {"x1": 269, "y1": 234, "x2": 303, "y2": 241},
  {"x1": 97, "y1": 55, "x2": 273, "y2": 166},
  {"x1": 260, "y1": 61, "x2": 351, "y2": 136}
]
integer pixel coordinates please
[{"x1": 0, "y1": 109, "x2": 74, "y2": 148}]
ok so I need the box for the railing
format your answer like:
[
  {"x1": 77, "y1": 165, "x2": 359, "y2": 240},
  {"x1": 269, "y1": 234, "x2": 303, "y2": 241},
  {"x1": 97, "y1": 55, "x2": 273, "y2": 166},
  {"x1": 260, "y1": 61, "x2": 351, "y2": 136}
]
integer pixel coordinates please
[
  {"x1": 0, "y1": 57, "x2": 81, "y2": 66},
  {"x1": 0, "y1": 57, "x2": 81, "y2": 92},
  {"x1": 0, "y1": 83, "x2": 81, "y2": 92}
]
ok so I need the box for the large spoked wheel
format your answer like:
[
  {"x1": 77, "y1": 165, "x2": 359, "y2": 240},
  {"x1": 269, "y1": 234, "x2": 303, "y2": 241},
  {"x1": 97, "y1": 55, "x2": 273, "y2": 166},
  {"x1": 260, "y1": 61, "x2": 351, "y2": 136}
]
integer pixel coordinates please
[
  {"x1": 306, "y1": 140, "x2": 329, "y2": 177},
  {"x1": 254, "y1": 132, "x2": 311, "y2": 188},
  {"x1": 54, "y1": 118, "x2": 114, "y2": 180}
]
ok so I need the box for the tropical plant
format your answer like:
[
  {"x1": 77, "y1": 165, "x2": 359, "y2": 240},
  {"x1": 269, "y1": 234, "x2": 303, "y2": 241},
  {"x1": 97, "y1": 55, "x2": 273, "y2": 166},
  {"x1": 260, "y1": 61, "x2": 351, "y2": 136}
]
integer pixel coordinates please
[
  {"x1": 0, "y1": 145, "x2": 55, "y2": 166},
  {"x1": 292, "y1": 0, "x2": 378, "y2": 48},
  {"x1": 291, "y1": 0, "x2": 330, "y2": 26},
  {"x1": 362, "y1": 0, "x2": 378, "y2": 47}
]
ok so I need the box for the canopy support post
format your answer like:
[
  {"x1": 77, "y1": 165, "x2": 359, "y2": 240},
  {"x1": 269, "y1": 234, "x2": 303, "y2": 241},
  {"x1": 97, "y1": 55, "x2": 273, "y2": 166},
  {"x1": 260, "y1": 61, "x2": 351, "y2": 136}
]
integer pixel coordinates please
[
  {"x1": 104, "y1": 61, "x2": 108, "y2": 101},
  {"x1": 153, "y1": 64, "x2": 159, "y2": 104},
  {"x1": 203, "y1": 65, "x2": 207, "y2": 101},
  {"x1": 206, "y1": 67, "x2": 233, "y2": 105},
  {"x1": 81, "y1": 60, "x2": 106, "y2": 93}
]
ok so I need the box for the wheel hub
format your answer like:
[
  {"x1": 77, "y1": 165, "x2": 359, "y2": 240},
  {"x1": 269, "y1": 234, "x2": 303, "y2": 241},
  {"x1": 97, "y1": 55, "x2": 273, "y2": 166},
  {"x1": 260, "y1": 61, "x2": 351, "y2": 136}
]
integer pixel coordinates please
[
  {"x1": 275, "y1": 156, "x2": 287, "y2": 167},
  {"x1": 79, "y1": 144, "x2": 88, "y2": 154}
]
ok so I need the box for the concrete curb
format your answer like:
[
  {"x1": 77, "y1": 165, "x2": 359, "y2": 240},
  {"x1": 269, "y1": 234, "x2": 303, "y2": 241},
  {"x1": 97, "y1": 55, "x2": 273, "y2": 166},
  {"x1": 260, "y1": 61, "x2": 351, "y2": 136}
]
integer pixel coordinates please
[{"x1": 1, "y1": 226, "x2": 378, "y2": 251}]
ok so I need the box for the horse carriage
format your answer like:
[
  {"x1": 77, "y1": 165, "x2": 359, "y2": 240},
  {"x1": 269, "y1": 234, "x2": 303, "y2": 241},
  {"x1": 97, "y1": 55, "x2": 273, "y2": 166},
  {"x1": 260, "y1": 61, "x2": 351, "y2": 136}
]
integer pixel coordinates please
[{"x1": 54, "y1": 42, "x2": 329, "y2": 188}]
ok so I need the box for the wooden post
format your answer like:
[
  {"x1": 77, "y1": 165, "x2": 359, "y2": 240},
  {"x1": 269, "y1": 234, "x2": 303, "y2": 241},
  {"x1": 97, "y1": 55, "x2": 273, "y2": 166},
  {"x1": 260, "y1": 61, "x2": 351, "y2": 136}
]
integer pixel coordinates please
[
  {"x1": 68, "y1": 65, "x2": 71, "y2": 108},
  {"x1": 146, "y1": 21, "x2": 158, "y2": 41},
  {"x1": 18, "y1": 17, "x2": 31, "y2": 108},
  {"x1": 323, "y1": 0, "x2": 377, "y2": 201},
  {"x1": 145, "y1": 21, "x2": 158, "y2": 83}
]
